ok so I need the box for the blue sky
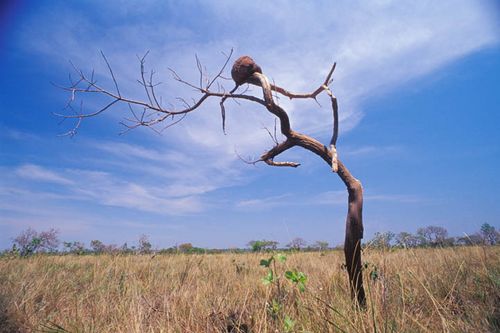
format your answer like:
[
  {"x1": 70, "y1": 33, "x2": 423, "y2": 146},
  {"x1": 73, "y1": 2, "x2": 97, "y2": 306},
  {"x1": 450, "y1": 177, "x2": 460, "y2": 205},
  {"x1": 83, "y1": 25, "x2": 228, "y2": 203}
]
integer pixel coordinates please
[{"x1": 0, "y1": 0, "x2": 499, "y2": 249}]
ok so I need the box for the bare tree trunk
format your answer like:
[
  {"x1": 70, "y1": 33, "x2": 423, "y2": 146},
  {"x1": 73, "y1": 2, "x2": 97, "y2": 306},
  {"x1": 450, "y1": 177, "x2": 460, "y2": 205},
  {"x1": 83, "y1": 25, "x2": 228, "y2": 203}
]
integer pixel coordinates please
[
  {"x1": 338, "y1": 161, "x2": 366, "y2": 306},
  {"x1": 249, "y1": 71, "x2": 367, "y2": 305},
  {"x1": 294, "y1": 136, "x2": 366, "y2": 306}
]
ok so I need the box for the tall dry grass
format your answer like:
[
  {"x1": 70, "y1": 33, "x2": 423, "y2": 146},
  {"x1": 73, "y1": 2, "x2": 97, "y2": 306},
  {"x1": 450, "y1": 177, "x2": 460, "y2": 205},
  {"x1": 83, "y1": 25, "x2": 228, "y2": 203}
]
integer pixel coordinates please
[{"x1": 0, "y1": 246, "x2": 498, "y2": 332}]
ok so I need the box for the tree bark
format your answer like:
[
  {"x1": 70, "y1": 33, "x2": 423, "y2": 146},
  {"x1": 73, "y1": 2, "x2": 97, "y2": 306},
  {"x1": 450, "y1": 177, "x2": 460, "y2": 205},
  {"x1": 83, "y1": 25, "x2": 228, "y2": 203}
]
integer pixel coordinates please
[
  {"x1": 295, "y1": 137, "x2": 366, "y2": 306},
  {"x1": 338, "y1": 161, "x2": 366, "y2": 306}
]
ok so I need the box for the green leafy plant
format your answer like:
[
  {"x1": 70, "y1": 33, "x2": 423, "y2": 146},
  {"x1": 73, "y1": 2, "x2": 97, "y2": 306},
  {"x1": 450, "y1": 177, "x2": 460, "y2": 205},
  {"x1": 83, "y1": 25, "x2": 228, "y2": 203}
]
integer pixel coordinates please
[
  {"x1": 260, "y1": 253, "x2": 287, "y2": 284},
  {"x1": 285, "y1": 269, "x2": 307, "y2": 292},
  {"x1": 363, "y1": 262, "x2": 380, "y2": 282},
  {"x1": 259, "y1": 253, "x2": 308, "y2": 332}
]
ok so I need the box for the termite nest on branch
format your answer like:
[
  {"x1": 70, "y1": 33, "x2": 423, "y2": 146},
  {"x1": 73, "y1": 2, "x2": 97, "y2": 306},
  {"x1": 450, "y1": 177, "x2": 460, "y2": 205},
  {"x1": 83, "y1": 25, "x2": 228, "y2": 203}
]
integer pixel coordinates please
[{"x1": 231, "y1": 56, "x2": 262, "y2": 86}]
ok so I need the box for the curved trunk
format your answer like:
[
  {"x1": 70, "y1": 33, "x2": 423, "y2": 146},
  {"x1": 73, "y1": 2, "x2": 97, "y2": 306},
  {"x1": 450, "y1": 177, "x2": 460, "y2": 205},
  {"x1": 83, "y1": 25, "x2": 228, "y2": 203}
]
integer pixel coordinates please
[
  {"x1": 338, "y1": 161, "x2": 366, "y2": 306},
  {"x1": 251, "y1": 70, "x2": 366, "y2": 306},
  {"x1": 287, "y1": 136, "x2": 367, "y2": 306}
]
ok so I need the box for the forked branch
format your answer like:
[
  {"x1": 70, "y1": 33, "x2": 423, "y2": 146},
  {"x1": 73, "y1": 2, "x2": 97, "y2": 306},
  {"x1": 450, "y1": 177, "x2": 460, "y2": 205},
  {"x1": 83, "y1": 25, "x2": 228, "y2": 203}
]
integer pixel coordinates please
[{"x1": 56, "y1": 49, "x2": 258, "y2": 135}]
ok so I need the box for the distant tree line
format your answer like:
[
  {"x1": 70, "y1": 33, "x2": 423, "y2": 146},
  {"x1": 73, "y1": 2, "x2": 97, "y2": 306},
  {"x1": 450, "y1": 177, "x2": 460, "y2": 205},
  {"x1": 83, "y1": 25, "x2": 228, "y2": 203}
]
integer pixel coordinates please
[
  {"x1": 246, "y1": 238, "x2": 331, "y2": 252},
  {"x1": 2, "y1": 223, "x2": 497, "y2": 257},
  {"x1": 367, "y1": 223, "x2": 498, "y2": 249}
]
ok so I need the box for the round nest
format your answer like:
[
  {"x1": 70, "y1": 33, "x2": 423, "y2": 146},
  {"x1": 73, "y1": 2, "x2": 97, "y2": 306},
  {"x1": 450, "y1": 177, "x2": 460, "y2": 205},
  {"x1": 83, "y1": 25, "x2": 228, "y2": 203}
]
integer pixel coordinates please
[{"x1": 231, "y1": 56, "x2": 262, "y2": 85}]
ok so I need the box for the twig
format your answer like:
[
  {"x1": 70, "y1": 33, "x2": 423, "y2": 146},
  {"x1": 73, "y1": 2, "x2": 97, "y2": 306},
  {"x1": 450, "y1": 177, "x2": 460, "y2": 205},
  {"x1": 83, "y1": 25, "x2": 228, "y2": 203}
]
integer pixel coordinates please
[{"x1": 100, "y1": 50, "x2": 121, "y2": 97}]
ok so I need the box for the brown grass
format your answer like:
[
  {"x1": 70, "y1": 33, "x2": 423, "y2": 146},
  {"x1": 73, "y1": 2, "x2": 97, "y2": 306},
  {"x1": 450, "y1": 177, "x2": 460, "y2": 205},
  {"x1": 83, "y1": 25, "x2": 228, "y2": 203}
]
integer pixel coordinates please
[{"x1": 0, "y1": 246, "x2": 498, "y2": 332}]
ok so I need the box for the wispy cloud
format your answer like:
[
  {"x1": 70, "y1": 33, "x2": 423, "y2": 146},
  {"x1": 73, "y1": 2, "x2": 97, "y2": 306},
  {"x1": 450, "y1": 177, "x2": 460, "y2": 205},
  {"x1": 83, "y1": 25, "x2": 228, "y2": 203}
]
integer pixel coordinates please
[
  {"x1": 236, "y1": 193, "x2": 295, "y2": 210},
  {"x1": 342, "y1": 145, "x2": 402, "y2": 157},
  {"x1": 0, "y1": 126, "x2": 39, "y2": 141},
  {"x1": 85, "y1": 139, "x2": 252, "y2": 197},
  {"x1": 95, "y1": 141, "x2": 169, "y2": 162},
  {"x1": 364, "y1": 194, "x2": 422, "y2": 204},
  {"x1": 236, "y1": 190, "x2": 346, "y2": 210},
  {"x1": 5, "y1": 162, "x2": 206, "y2": 216},
  {"x1": 310, "y1": 191, "x2": 349, "y2": 206},
  {"x1": 15, "y1": 164, "x2": 74, "y2": 185},
  {"x1": 236, "y1": 189, "x2": 422, "y2": 210},
  {"x1": 66, "y1": 168, "x2": 206, "y2": 215}
]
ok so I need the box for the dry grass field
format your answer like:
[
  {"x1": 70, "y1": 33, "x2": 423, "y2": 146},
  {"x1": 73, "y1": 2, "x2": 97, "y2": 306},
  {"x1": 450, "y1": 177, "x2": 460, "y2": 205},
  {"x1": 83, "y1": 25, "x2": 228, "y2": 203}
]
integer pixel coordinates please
[{"x1": 0, "y1": 246, "x2": 498, "y2": 332}]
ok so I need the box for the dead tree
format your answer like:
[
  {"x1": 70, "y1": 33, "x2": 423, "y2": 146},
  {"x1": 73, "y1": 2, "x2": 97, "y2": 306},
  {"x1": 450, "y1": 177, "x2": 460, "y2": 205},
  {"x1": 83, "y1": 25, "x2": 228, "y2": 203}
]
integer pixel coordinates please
[{"x1": 57, "y1": 50, "x2": 366, "y2": 305}]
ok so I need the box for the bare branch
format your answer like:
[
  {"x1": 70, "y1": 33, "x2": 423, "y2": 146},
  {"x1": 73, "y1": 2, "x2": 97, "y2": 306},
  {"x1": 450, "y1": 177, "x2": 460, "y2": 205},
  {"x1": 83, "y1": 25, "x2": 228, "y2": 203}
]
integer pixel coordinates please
[
  {"x1": 56, "y1": 101, "x2": 84, "y2": 137},
  {"x1": 168, "y1": 68, "x2": 200, "y2": 91},
  {"x1": 258, "y1": 62, "x2": 337, "y2": 101},
  {"x1": 195, "y1": 54, "x2": 203, "y2": 88},
  {"x1": 264, "y1": 160, "x2": 300, "y2": 168},
  {"x1": 161, "y1": 113, "x2": 187, "y2": 132},
  {"x1": 321, "y1": 85, "x2": 339, "y2": 172},
  {"x1": 57, "y1": 53, "x2": 332, "y2": 153},
  {"x1": 207, "y1": 48, "x2": 234, "y2": 89},
  {"x1": 251, "y1": 72, "x2": 292, "y2": 137},
  {"x1": 262, "y1": 119, "x2": 280, "y2": 145},
  {"x1": 219, "y1": 85, "x2": 238, "y2": 134},
  {"x1": 247, "y1": 61, "x2": 340, "y2": 172},
  {"x1": 54, "y1": 99, "x2": 119, "y2": 119},
  {"x1": 137, "y1": 51, "x2": 155, "y2": 107},
  {"x1": 234, "y1": 150, "x2": 260, "y2": 166},
  {"x1": 100, "y1": 50, "x2": 121, "y2": 97},
  {"x1": 57, "y1": 116, "x2": 82, "y2": 138},
  {"x1": 259, "y1": 139, "x2": 299, "y2": 168},
  {"x1": 59, "y1": 63, "x2": 266, "y2": 125},
  {"x1": 149, "y1": 70, "x2": 162, "y2": 109}
]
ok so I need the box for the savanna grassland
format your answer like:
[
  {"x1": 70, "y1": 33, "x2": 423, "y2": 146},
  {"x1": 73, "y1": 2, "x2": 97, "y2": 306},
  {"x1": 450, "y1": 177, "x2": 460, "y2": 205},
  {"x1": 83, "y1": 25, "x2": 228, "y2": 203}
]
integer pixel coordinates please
[{"x1": 0, "y1": 246, "x2": 498, "y2": 333}]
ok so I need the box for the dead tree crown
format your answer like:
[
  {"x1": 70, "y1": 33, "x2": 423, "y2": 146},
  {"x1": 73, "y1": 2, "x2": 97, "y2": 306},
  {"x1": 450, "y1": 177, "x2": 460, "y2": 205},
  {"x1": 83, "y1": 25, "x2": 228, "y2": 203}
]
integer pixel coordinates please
[{"x1": 56, "y1": 50, "x2": 367, "y2": 306}]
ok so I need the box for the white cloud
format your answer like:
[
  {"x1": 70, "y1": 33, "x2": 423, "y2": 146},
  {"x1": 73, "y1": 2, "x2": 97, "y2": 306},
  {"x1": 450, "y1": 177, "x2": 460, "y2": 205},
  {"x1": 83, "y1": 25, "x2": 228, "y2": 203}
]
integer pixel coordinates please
[
  {"x1": 236, "y1": 193, "x2": 294, "y2": 210},
  {"x1": 342, "y1": 145, "x2": 402, "y2": 157},
  {"x1": 236, "y1": 189, "x2": 422, "y2": 210},
  {"x1": 364, "y1": 194, "x2": 422, "y2": 203},
  {"x1": 236, "y1": 190, "x2": 346, "y2": 210},
  {"x1": 311, "y1": 191, "x2": 349, "y2": 206},
  {"x1": 0, "y1": 126, "x2": 39, "y2": 141},
  {"x1": 95, "y1": 141, "x2": 169, "y2": 161},
  {"x1": 86, "y1": 139, "x2": 252, "y2": 196},
  {"x1": 15, "y1": 164, "x2": 74, "y2": 185},
  {"x1": 5, "y1": 161, "x2": 206, "y2": 216},
  {"x1": 64, "y1": 167, "x2": 207, "y2": 215}
]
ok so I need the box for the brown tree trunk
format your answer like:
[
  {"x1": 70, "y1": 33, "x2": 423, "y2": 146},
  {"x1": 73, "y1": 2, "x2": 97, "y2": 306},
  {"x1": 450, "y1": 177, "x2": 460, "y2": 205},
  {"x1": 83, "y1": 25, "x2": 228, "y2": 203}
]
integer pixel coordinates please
[
  {"x1": 338, "y1": 161, "x2": 366, "y2": 306},
  {"x1": 249, "y1": 70, "x2": 367, "y2": 307},
  {"x1": 295, "y1": 136, "x2": 366, "y2": 306}
]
